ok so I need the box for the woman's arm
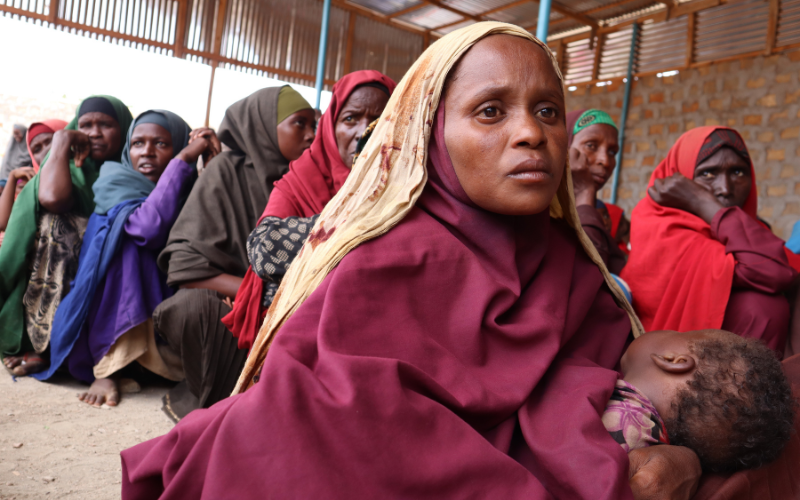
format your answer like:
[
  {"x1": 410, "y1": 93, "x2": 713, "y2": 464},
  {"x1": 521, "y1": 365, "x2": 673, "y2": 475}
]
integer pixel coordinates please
[
  {"x1": 125, "y1": 158, "x2": 195, "y2": 249},
  {"x1": 247, "y1": 214, "x2": 319, "y2": 281},
  {"x1": 712, "y1": 207, "x2": 796, "y2": 293},
  {"x1": 0, "y1": 168, "x2": 34, "y2": 230},
  {"x1": 180, "y1": 274, "x2": 242, "y2": 299},
  {"x1": 125, "y1": 129, "x2": 220, "y2": 249},
  {"x1": 38, "y1": 130, "x2": 91, "y2": 213}
]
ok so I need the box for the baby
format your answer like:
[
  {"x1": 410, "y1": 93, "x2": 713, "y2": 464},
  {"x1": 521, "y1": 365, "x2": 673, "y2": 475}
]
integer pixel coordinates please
[{"x1": 604, "y1": 329, "x2": 796, "y2": 473}]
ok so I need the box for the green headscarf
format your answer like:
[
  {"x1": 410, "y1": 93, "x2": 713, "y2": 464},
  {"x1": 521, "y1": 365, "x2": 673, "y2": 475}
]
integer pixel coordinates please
[
  {"x1": 572, "y1": 109, "x2": 618, "y2": 137},
  {"x1": 276, "y1": 86, "x2": 312, "y2": 125},
  {"x1": 0, "y1": 95, "x2": 133, "y2": 355}
]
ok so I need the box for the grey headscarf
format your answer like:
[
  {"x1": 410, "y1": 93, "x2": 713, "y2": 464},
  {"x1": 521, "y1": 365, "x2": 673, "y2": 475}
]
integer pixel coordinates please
[
  {"x1": 92, "y1": 110, "x2": 193, "y2": 214},
  {"x1": 0, "y1": 124, "x2": 33, "y2": 180},
  {"x1": 158, "y1": 86, "x2": 291, "y2": 285}
]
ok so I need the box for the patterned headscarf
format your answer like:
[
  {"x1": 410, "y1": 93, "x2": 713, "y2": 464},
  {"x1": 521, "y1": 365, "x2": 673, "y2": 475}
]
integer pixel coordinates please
[{"x1": 234, "y1": 22, "x2": 643, "y2": 393}]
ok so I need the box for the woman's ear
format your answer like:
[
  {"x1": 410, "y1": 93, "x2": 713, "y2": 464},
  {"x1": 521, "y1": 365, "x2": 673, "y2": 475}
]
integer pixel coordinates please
[{"x1": 650, "y1": 352, "x2": 696, "y2": 374}]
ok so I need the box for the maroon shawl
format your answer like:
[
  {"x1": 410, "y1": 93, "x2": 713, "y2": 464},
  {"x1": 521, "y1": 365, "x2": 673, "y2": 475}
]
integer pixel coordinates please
[{"x1": 121, "y1": 98, "x2": 633, "y2": 499}]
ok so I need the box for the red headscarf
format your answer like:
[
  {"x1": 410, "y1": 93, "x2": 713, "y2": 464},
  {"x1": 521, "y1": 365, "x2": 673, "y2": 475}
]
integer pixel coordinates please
[
  {"x1": 222, "y1": 70, "x2": 397, "y2": 350},
  {"x1": 121, "y1": 101, "x2": 633, "y2": 499},
  {"x1": 26, "y1": 119, "x2": 68, "y2": 172},
  {"x1": 620, "y1": 126, "x2": 758, "y2": 332}
]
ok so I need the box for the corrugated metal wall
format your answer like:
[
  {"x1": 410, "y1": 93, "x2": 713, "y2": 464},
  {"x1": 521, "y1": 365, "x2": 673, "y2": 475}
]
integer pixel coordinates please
[
  {"x1": 563, "y1": 0, "x2": 800, "y2": 85},
  {"x1": 5, "y1": 0, "x2": 800, "y2": 89},
  {"x1": 0, "y1": 0, "x2": 423, "y2": 88}
]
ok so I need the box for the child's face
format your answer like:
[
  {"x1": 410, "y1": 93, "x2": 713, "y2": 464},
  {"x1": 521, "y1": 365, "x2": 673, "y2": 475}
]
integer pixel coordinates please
[{"x1": 620, "y1": 329, "x2": 732, "y2": 419}]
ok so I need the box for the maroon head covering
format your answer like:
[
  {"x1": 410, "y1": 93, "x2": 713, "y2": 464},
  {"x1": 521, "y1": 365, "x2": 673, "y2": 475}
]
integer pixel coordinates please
[
  {"x1": 222, "y1": 70, "x2": 397, "y2": 350},
  {"x1": 122, "y1": 99, "x2": 634, "y2": 498}
]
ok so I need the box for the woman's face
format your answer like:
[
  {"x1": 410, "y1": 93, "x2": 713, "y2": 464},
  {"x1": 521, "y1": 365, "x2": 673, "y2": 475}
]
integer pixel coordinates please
[
  {"x1": 129, "y1": 123, "x2": 174, "y2": 183},
  {"x1": 335, "y1": 86, "x2": 389, "y2": 167},
  {"x1": 277, "y1": 109, "x2": 316, "y2": 161},
  {"x1": 693, "y1": 147, "x2": 752, "y2": 209},
  {"x1": 29, "y1": 132, "x2": 54, "y2": 166},
  {"x1": 443, "y1": 35, "x2": 567, "y2": 216},
  {"x1": 77, "y1": 111, "x2": 122, "y2": 161},
  {"x1": 570, "y1": 123, "x2": 618, "y2": 190}
]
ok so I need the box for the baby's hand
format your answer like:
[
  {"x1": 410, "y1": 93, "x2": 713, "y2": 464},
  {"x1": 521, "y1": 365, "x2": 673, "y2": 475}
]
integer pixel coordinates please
[{"x1": 628, "y1": 445, "x2": 701, "y2": 500}]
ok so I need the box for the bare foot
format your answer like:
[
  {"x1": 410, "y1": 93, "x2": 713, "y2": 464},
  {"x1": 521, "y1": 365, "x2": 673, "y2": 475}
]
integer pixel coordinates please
[
  {"x1": 77, "y1": 378, "x2": 120, "y2": 407},
  {"x1": 4, "y1": 352, "x2": 47, "y2": 376}
]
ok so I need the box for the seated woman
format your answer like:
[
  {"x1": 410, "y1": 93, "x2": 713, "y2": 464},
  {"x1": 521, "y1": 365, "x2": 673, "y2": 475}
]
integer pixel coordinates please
[
  {"x1": 567, "y1": 109, "x2": 626, "y2": 273},
  {"x1": 621, "y1": 127, "x2": 796, "y2": 355},
  {"x1": 222, "y1": 70, "x2": 395, "y2": 354},
  {"x1": 0, "y1": 124, "x2": 32, "y2": 182},
  {"x1": 122, "y1": 23, "x2": 701, "y2": 499},
  {"x1": 1, "y1": 96, "x2": 132, "y2": 375},
  {"x1": 28, "y1": 110, "x2": 218, "y2": 408},
  {"x1": 152, "y1": 86, "x2": 314, "y2": 418},
  {"x1": 0, "y1": 120, "x2": 69, "y2": 238},
  {"x1": 159, "y1": 71, "x2": 395, "y2": 422}
]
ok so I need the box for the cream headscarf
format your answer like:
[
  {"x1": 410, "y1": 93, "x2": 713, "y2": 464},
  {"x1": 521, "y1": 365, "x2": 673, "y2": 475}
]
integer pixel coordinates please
[{"x1": 234, "y1": 21, "x2": 643, "y2": 394}]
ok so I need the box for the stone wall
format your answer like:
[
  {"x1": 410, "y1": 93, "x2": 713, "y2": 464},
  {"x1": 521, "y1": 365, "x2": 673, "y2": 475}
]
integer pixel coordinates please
[
  {"x1": 0, "y1": 94, "x2": 79, "y2": 168},
  {"x1": 566, "y1": 49, "x2": 800, "y2": 239}
]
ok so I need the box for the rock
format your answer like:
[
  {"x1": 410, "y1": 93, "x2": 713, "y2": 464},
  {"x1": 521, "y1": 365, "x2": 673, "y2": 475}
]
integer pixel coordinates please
[
  {"x1": 42, "y1": 476, "x2": 55, "y2": 483},
  {"x1": 11, "y1": 443, "x2": 22, "y2": 449}
]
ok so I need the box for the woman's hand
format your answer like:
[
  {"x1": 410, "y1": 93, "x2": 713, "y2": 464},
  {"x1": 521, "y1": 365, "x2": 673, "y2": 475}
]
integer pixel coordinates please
[
  {"x1": 51, "y1": 129, "x2": 92, "y2": 168},
  {"x1": 8, "y1": 167, "x2": 35, "y2": 185},
  {"x1": 180, "y1": 128, "x2": 221, "y2": 165},
  {"x1": 648, "y1": 172, "x2": 723, "y2": 224},
  {"x1": 569, "y1": 147, "x2": 598, "y2": 207},
  {"x1": 628, "y1": 445, "x2": 701, "y2": 500}
]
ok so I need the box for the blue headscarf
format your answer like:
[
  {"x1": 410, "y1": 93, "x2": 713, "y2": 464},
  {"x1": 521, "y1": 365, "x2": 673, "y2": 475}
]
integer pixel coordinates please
[
  {"x1": 93, "y1": 110, "x2": 192, "y2": 215},
  {"x1": 34, "y1": 110, "x2": 193, "y2": 382}
]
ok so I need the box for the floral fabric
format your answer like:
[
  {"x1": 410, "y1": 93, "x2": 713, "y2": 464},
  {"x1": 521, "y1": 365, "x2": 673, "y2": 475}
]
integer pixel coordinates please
[{"x1": 602, "y1": 379, "x2": 670, "y2": 452}]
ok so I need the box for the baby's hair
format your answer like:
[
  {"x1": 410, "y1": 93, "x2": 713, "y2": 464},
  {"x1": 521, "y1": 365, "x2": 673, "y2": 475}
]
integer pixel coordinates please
[{"x1": 665, "y1": 336, "x2": 796, "y2": 473}]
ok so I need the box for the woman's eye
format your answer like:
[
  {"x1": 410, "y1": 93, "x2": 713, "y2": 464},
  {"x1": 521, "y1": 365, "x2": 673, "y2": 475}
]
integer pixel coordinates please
[
  {"x1": 586, "y1": 142, "x2": 596, "y2": 150},
  {"x1": 480, "y1": 107, "x2": 499, "y2": 118},
  {"x1": 343, "y1": 116, "x2": 354, "y2": 123},
  {"x1": 538, "y1": 107, "x2": 557, "y2": 119},
  {"x1": 699, "y1": 171, "x2": 713, "y2": 178}
]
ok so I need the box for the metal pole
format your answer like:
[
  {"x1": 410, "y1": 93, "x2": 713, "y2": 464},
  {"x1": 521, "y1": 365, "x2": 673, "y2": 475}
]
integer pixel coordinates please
[
  {"x1": 610, "y1": 22, "x2": 639, "y2": 205},
  {"x1": 536, "y1": 0, "x2": 552, "y2": 42},
  {"x1": 314, "y1": 0, "x2": 332, "y2": 109}
]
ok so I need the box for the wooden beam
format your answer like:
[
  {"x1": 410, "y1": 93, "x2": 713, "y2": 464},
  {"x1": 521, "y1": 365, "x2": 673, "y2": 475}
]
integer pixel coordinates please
[
  {"x1": 173, "y1": 0, "x2": 188, "y2": 57},
  {"x1": 766, "y1": 0, "x2": 779, "y2": 55},
  {"x1": 330, "y1": 0, "x2": 427, "y2": 35},
  {"x1": 205, "y1": 66, "x2": 216, "y2": 127},
  {"x1": 48, "y1": 0, "x2": 60, "y2": 23},
  {"x1": 211, "y1": 0, "x2": 228, "y2": 60},
  {"x1": 423, "y1": 30, "x2": 430, "y2": 50},
  {"x1": 343, "y1": 11, "x2": 356, "y2": 73},
  {"x1": 430, "y1": 17, "x2": 469, "y2": 32},
  {"x1": 185, "y1": 48, "x2": 337, "y2": 85},
  {"x1": 585, "y1": 0, "x2": 646, "y2": 15},
  {"x1": 591, "y1": 32, "x2": 604, "y2": 80},
  {"x1": 671, "y1": 0, "x2": 720, "y2": 18},
  {"x1": 550, "y1": 1, "x2": 599, "y2": 29},
  {"x1": 421, "y1": 0, "x2": 479, "y2": 22},
  {"x1": 686, "y1": 11, "x2": 695, "y2": 67},
  {"x1": 388, "y1": 2, "x2": 427, "y2": 19},
  {"x1": 480, "y1": 0, "x2": 530, "y2": 17}
]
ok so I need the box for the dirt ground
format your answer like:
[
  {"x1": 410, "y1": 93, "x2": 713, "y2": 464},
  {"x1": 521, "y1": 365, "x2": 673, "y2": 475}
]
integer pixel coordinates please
[{"x1": 0, "y1": 370, "x2": 173, "y2": 499}]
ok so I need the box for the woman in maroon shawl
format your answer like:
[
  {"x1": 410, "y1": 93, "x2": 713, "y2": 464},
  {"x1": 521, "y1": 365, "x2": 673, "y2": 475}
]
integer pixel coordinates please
[
  {"x1": 223, "y1": 70, "x2": 396, "y2": 352},
  {"x1": 122, "y1": 23, "x2": 702, "y2": 499}
]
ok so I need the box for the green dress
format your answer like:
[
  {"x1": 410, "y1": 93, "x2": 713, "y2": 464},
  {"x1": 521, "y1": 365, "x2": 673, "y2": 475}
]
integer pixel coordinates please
[{"x1": 0, "y1": 95, "x2": 133, "y2": 356}]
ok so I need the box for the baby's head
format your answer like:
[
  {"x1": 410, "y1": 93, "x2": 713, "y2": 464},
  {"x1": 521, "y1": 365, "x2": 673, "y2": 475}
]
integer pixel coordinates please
[{"x1": 620, "y1": 329, "x2": 795, "y2": 473}]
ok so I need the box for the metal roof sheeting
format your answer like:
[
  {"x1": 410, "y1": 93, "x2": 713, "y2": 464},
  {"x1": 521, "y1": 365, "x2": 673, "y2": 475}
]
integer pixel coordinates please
[
  {"x1": 5, "y1": 0, "x2": 800, "y2": 89},
  {"x1": 694, "y1": 0, "x2": 768, "y2": 62}
]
